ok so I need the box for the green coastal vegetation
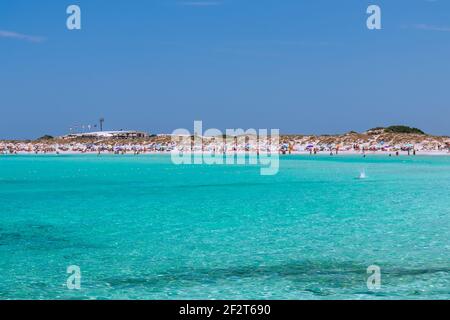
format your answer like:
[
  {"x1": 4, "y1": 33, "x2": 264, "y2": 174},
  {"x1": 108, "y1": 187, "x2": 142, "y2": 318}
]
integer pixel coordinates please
[
  {"x1": 369, "y1": 126, "x2": 426, "y2": 135},
  {"x1": 37, "y1": 135, "x2": 55, "y2": 141},
  {"x1": 385, "y1": 126, "x2": 425, "y2": 134}
]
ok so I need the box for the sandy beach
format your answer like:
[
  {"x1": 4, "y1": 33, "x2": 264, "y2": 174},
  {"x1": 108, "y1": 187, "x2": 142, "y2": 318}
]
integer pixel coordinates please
[{"x1": 1, "y1": 128, "x2": 449, "y2": 156}]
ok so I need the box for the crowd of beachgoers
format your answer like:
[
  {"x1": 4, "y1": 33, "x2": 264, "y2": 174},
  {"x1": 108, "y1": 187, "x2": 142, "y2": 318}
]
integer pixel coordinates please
[{"x1": 1, "y1": 130, "x2": 449, "y2": 156}]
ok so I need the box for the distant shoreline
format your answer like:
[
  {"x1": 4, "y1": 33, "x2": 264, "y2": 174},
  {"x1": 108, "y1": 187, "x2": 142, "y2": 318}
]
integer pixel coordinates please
[
  {"x1": 2, "y1": 150, "x2": 449, "y2": 156},
  {"x1": 1, "y1": 128, "x2": 449, "y2": 156}
]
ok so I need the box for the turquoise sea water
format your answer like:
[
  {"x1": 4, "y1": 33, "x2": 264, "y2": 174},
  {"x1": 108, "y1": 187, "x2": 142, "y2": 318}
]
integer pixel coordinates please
[{"x1": 0, "y1": 154, "x2": 449, "y2": 300}]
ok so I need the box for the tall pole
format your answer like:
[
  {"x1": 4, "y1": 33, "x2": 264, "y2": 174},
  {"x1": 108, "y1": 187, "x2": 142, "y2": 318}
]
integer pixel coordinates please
[{"x1": 100, "y1": 118, "x2": 104, "y2": 132}]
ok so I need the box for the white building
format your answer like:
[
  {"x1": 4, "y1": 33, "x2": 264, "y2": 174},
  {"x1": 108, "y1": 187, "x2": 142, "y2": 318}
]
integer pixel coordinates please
[{"x1": 62, "y1": 130, "x2": 149, "y2": 139}]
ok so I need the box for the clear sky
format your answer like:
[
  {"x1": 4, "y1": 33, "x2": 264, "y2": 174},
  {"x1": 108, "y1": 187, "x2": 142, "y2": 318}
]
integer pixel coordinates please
[{"x1": 1, "y1": 0, "x2": 449, "y2": 139}]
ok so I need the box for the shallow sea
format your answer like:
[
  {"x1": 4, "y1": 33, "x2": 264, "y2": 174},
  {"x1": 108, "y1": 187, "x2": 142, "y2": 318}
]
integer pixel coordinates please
[{"x1": 0, "y1": 154, "x2": 449, "y2": 299}]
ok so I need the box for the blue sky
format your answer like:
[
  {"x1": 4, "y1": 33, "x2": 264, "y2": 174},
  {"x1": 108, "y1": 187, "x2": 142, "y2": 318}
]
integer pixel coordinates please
[{"x1": 1, "y1": 0, "x2": 449, "y2": 139}]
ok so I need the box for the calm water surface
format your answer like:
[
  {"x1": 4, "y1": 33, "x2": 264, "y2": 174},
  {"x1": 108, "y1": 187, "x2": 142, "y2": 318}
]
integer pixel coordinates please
[{"x1": 0, "y1": 155, "x2": 449, "y2": 299}]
